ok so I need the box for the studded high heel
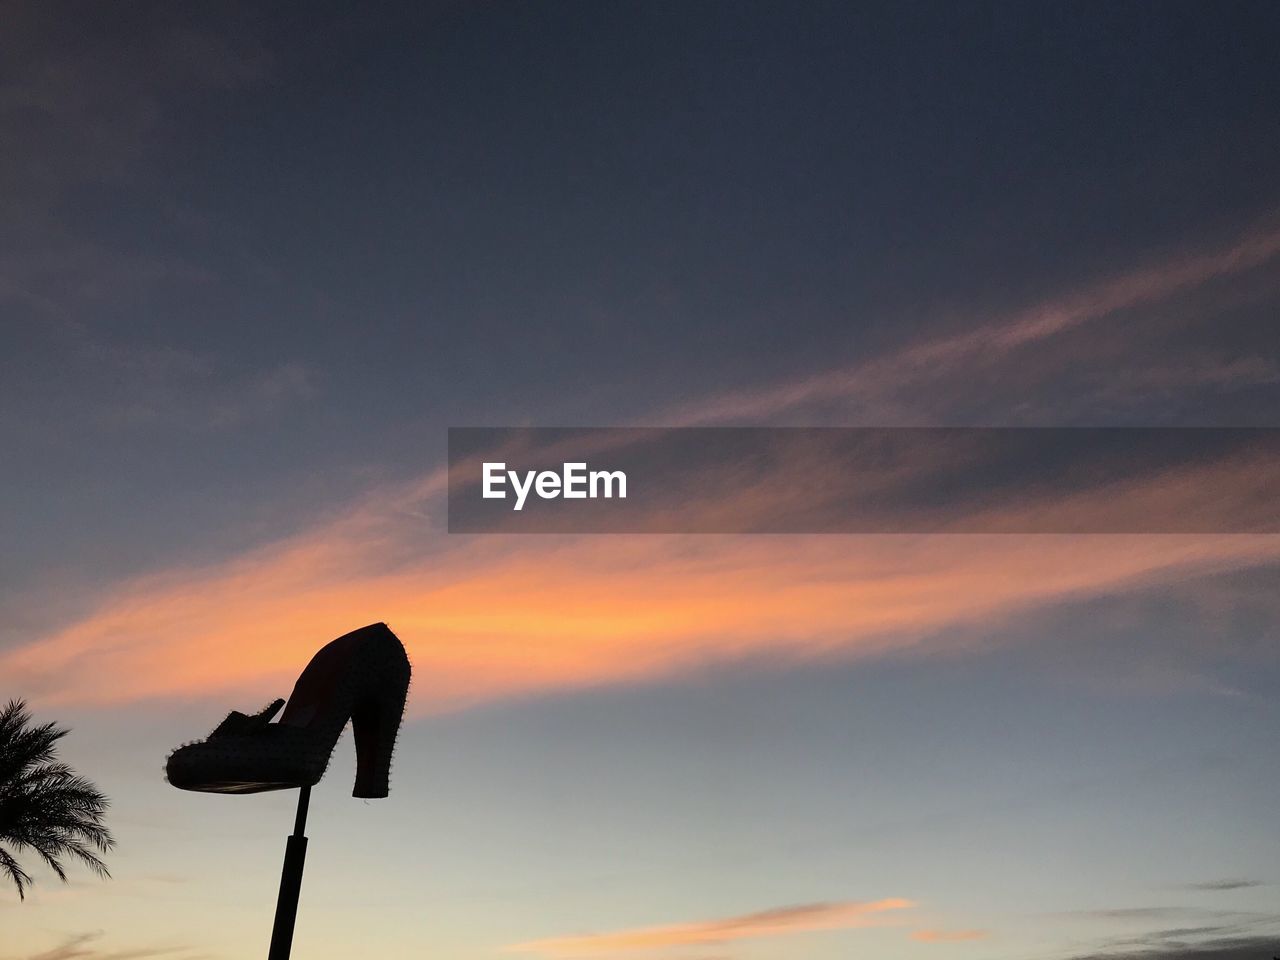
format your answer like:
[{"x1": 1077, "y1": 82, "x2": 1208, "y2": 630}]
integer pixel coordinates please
[{"x1": 166, "y1": 622, "x2": 411, "y2": 798}]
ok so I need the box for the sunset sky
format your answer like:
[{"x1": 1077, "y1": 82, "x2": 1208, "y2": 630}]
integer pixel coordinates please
[{"x1": 3, "y1": 3, "x2": 1280, "y2": 959}]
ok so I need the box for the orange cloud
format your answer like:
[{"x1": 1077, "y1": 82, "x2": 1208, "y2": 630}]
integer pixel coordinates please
[
  {"x1": 912, "y1": 928, "x2": 989, "y2": 942},
  {"x1": 505, "y1": 899, "x2": 914, "y2": 955},
  {"x1": 2, "y1": 445, "x2": 1277, "y2": 712}
]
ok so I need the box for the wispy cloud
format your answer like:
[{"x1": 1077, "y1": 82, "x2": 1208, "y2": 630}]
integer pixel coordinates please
[
  {"x1": 7, "y1": 314, "x2": 321, "y2": 432},
  {"x1": 671, "y1": 218, "x2": 1280, "y2": 426},
  {"x1": 505, "y1": 899, "x2": 914, "y2": 956},
  {"x1": 0, "y1": 5, "x2": 267, "y2": 205},
  {"x1": 4, "y1": 476, "x2": 1277, "y2": 709},
  {"x1": 0, "y1": 6, "x2": 294, "y2": 436},
  {"x1": 1059, "y1": 904, "x2": 1280, "y2": 960},
  {"x1": 87, "y1": 351, "x2": 318, "y2": 431},
  {"x1": 911, "y1": 928, "x2": 989, "y2": 942},
  {"x1": 1069, "y1": 935, "x2": 1280, "y2": 960},
  {"x1": 1183, "y1": 880, "x2": 1263, "y2": 892},
  {"x1": 4, "y1": 931, "x2": 204, "y2": 960},
  {"x1": 1083, "y1": 909, "x2": 1207, "y2": 923},
  {"x1": 4, "y1": 416, "x2": 1279, "y2": 709}
]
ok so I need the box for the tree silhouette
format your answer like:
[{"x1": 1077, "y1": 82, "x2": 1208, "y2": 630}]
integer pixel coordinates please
[{"x1": 0, "y1": 699, "x2": 114, "y2": 899}]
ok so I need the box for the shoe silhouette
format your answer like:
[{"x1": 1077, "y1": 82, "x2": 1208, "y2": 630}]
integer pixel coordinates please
[{"x1": 166, "y1": 623, "x2": 411, "y2": 798}]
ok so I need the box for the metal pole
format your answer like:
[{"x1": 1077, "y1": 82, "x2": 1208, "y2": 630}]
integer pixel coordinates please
[{"x1": 267, "y1": 785, "x2": 311, "y2": 960}]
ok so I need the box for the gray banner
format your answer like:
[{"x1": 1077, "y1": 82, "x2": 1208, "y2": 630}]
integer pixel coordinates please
[{"x1": 447, "y1": 427, "x2": 1280, "y2": 533}]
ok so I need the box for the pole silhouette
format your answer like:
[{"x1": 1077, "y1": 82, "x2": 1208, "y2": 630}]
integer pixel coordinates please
[{"x1": 267, "y1": 785, "x2": 311, "y2": 960}]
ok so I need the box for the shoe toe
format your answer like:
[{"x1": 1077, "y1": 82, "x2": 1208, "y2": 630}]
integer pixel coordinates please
[{"x1": 166, "y1": 728, "x2": 327, "y2": 795}]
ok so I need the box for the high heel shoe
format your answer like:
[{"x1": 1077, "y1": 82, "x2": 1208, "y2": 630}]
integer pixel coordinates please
[{"x1": 166, "y1": 623, "x2": 411, "y2": 798}]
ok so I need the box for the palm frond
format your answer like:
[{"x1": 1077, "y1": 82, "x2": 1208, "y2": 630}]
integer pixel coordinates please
[
  {"x1": 0, "y1": 845, "x2": 32, "y2": 900},
  {"x1": 0, "y1": 700, "x2": 114, "y2": 899}
]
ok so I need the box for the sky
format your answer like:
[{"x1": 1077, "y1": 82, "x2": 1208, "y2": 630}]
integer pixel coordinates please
[{"x1": 2, "y1": 2, "x2": 1280, "y2": 958}]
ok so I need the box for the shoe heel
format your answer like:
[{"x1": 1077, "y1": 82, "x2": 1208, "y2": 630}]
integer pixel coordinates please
[{"x1": 350, "y1": 677, "x2": 408, "y2": 799}]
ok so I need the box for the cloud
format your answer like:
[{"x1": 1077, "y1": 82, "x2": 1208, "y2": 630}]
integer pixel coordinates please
[
  {"x1": 1059, "y1": 905, "x2": 1280, "y2": 960},
  {"x1": 1184, "y1": 880, "x2": 1264, "y2": 892},
  {"x1": 669, "y1": 217, "x2": 1280, "y2": 426},
  {"x1": 0, "y1": 6, "x2": 296, "y2": 436},
  {"x1": 0, "y1": 5, "x2": 268, "y2": 205},
  {"x1": 505, "y1": 899, "x2": 914, "y2": 956},
  {"x1": 5, "y1": 465, "x2": 1279, "y2": 710},
  {"x1": 1069, "y1": 936, "x2": 1280, "y2": 960},
  {"x1": 203, "y1": 361, "x2": 318, "y2": 428},
  {"x1": 911, "y1": 929, "x2": 988, "y2": 942},
  {"x1": 3, "y1": 427, "x2": 1279, "y2": 710},
  {"x1": 1063, "y1": 906, "x2": 1279, "y2": 929},
  {"x1": 80, "y1": 344, "x2": 318, "y2": 432},
  {"x1": 1085, "y1": 909, "x2": 1200, "y2": 923},
  {"x1": 4, "y1": 931, "x2": 202, "y2": 960}
]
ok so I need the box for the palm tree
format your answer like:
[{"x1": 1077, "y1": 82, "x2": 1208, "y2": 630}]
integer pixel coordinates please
[{"x1": 0, "y1": 699, "x2": 114, "y2": 899}]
